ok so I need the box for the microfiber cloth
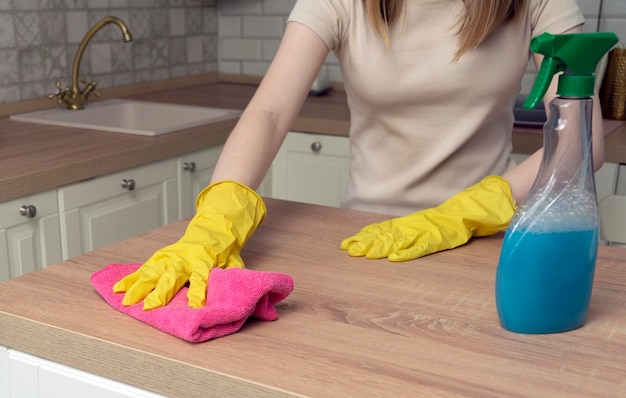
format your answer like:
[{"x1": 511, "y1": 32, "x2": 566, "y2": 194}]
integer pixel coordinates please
[{"x1": 90, "y1": 264, "x2": 294, "y2": 343}]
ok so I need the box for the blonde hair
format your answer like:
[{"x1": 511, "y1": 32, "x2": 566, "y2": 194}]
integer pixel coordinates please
[{"x1": 363, "y1": 0, "x2": 528, "y2": 60}]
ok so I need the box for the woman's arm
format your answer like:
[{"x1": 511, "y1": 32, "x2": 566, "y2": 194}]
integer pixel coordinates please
[
  {"x1": 503, "y1": 25, "x2": 606, "y2": 204},
  {"x1": 114, "y1": 22, "x2": 331, "y2": 309},
  {"x1": 211, "y1": 21, "x2": 330, "y2": 189}
]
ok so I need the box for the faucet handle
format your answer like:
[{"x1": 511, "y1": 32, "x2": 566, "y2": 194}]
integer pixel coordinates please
[
  {"x1": 47, "y1": 80, "x2": 71, "y2": 104},
  {"x1": 81, "y1": 80, "x2": 100, "y2": 100},
  {"x1": 47, "y1": 80, "x2": 63, "y2": 98}
]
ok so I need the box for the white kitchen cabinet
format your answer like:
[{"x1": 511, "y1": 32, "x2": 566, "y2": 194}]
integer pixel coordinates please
[
  {"x1": 178, "y1": 146, "x2": 272, "y2": 218},
  {"x1": 271, "y1": 131, "x2": 351, "y2": 207},
  {"x1": 601, "y1": 163, "x2": 626, "y2": 247},
  {"x1": 595, "y1": 163, "x2": 620, "y2": 246},
  {"x1": 1, "y1": 345, "x2": 8, "y2": 398},
  {"x1": 6, "y1": 349, "x2": 165, "y2": 398},
  {"x1": 0, "y1": 189, "x2": 62, "y2": 282},
  {"x1": 509, "y1": 152, "x2": 530, "y2": 166},
  {"x1": 177, "y1": 146, "x2": 223, "y2": 219},
  {"x1": 511, "y1": 154, "x2": 618, "y2": 203},
  {"x1": 615, "y1": 163, "x2": 626, "y2": 196},
  {"x1": 511, "y1": 155, "x2": 620, "y2": 245},
  {"x1": 58, "y1": 158, "x2": 179, "y2": 260},
  {"x1": 595, "y1": 162, "x2": 619, "y2": 202}
]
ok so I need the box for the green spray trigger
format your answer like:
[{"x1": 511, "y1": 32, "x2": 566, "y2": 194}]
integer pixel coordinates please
[{"x1": 524, "y1": 32, "x2": 619, "y2": 109}]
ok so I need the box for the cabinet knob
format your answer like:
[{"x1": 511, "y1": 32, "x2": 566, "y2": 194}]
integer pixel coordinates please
[
  {"x1": 120, "y1": 178, "x2": 136, "y2": 190},
  {"x1": 311, "y1": 141, "x2": 322, "y2": 153},
  {"x1": 19, "y1": 205, "x2": 37, "y2": 218},
  {"x1": 182, "y1": 161, "x2": 196, "y2": 172}
]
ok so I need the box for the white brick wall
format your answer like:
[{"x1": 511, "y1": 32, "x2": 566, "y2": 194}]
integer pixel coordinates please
[
  {"x1": 218, "y1": 0, "x2": 626, "y2": 93},
  {"x1": 218, "y1": 0, "x2": 295, "y2": 75},
  {"x1": 602, "y1": 0, "x2": 626, "y2": 41}
]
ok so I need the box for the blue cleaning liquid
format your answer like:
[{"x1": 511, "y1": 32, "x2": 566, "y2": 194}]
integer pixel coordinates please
[{"x1": 496, "y1": 228, "x2": 598, "y2": 334}]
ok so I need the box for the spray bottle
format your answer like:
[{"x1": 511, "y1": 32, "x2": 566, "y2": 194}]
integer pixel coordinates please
[{"x1": 496, "y1": 32, "x2": 619, "y2": 334}]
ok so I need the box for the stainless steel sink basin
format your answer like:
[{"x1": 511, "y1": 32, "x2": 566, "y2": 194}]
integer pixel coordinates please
[{"x1": 10, "y1": 99, "x2": 241, "y2": 136}]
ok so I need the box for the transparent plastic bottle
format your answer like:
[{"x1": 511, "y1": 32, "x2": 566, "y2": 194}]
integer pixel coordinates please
[
  {"x1": 495, "y1": 32, "x2": 618, "y2": 334},
  {"x1": 496, "y1": 96, "x2": 598, "y2": 333}
]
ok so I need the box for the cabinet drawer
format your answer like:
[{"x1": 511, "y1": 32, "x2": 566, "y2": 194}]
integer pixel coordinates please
[
  {"x1": 0, "y1": 190, "x2": 58, "y2": 228},
  {"x1": 58, "y1": 158, "x2": 177, "y2": 209}
]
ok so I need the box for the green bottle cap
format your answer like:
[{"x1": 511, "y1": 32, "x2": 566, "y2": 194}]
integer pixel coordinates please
[{"x1": 524, "y1": 32, "x2": 619, "y2": 109}]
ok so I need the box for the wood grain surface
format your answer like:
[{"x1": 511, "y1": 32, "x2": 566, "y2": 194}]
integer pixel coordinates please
[{"x1": 0, "y1": 198, "x2": 625, "y2": 397}]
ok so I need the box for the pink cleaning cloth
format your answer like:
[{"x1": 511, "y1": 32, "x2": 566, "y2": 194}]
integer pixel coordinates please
[{"x1": 90, "y1": 264, "x2": 294, "y2": 343}]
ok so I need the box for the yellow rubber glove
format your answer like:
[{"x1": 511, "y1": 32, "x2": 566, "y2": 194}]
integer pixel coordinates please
[
  {"x1": 341, "y1": 176, "x2": 516, "y2": 262},
  {"x1": 113, "y1": 180, "x2": 266, "y2": 310}
]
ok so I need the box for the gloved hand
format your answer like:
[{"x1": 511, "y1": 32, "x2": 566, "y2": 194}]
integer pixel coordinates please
[
  {"x1": 113, "y1": 180, "x2": 266, "y2": 310},
  {"x1": 341, "y1": 176, "x2": 516, "y2": 261}
]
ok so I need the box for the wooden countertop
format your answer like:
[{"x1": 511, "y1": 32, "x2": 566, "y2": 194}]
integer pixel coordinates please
[
  {"x1": 1, "y1": 76, "x2": 625, "y2": 203},
  {"x1": 1, "y1": 198, "x2": 626, "y2": 397}
]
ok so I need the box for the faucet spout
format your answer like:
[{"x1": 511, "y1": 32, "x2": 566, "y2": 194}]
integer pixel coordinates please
[
  {"x1": 72, "y1": 16, "x2": 132, "y2": 93},
  {"x1": 50, "y1": 16, "x2": 132, "y2": 110}
]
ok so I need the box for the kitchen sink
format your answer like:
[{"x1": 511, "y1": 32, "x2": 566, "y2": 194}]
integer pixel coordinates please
[{"x1": 10, "y1": 99, "x2": 241, "y2": 136}]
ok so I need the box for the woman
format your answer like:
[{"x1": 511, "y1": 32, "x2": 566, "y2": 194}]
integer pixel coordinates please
[{"x1": 114, "y1": 0, "x2": 605, "y2": 310}]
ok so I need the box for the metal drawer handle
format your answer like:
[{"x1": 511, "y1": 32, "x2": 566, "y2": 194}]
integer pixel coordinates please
[
  {"x1": 20, "y1": 205, "x2": 37, "y2": 218},
  {"x1": 183, "y1": 161, "x2": 196, "y2": 172},
  {"x1": 311, "y1": 141, "x2": 322, "y2": 153},
  {"x1": 121, "y1": 178, "x2": 136, "y2": 190}
]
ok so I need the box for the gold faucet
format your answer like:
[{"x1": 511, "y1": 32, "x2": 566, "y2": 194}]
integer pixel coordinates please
[{"x1": 49, "y1": 16, "x2": 132, "y2": 110}]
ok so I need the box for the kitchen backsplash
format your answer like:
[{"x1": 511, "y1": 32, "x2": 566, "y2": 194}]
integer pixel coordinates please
[
  {"x1": 0, "y1": 0, "x2": 218, "y2": 105},
  {"x1": 0, "y1": 0, "x2": 625, "y2": 105}
]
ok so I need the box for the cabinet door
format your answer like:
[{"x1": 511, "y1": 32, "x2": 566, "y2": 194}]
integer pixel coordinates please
[
  {"x1": 177, "y1": 146, "x2": 271, "y2": 219},
  {"x1": 7, "y1": 349, "x2": 165, "y2": 398},
  {"x1": 7, "y1": 349, "x2": 38, "y2": 397},
  {"x1": 595, "y1": 162, "x2": 618, "y2": 201},
  {"x1": 615, "y1": 163, "x2": 626, "y2": 196},
  {"x1": 272, "y1": 131, "x2": 351, "y2": 207},
  {"x1": 177, "y1": 146, "x2": 223, "y2": 219},
  {"x1": 1, "y1": 345, "x2": 8, "y2": 398},
  {"x1": 38, "y1": 361, "x2": 166, "y2": 398},
  {"x1": 601, "y1": 163, "x2": 626, "y2": 247},
  {"x1": 58, "y1": 158, "x2": 178, "y2": 259},
  {"x1": 509, "y1": 152, "x2": 529, "y2": 165},
  {"x1": 512, "y1": 155, "x2": 618, "y2": 203},
  {"x1": 0, "y1": 190, "x2": 62, "y2": 282}
]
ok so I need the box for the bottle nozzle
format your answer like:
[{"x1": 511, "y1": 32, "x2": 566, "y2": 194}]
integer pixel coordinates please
[{"x1": 523, "y1": 32, "x2": 619, "y2": 109}]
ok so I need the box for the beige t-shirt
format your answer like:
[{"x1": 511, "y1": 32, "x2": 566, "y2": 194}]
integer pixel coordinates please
[{"x1": 288, "y1": 0, "x2": 584, "y2": 216}]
